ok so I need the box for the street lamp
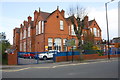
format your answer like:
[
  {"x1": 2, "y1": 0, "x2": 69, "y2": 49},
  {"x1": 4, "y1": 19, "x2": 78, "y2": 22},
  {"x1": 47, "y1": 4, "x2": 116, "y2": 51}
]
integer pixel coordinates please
[{"x1": 105, "y1": 0, "x2": 115, "y2": 59}]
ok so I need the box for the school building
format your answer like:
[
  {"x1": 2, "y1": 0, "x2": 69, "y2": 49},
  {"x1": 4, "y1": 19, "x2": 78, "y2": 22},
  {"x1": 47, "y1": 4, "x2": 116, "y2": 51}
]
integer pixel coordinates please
[{"x1": 13, "y1": 7, "x2": 102, "y2": 52}]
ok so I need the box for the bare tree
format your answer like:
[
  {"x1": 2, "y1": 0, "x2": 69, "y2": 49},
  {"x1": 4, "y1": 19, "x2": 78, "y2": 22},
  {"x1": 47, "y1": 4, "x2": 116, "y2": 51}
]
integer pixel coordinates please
[
  {"x1": 68, "y1": 5, "x2": 88, "y2": 20},
  {"x1": 67, "y1": 5, "x2": 88, "y2": 50}
]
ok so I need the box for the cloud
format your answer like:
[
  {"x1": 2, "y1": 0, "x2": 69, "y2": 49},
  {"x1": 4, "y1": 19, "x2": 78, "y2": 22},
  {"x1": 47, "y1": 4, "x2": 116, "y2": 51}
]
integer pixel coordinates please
[{"x1": 88, "y1": 7, "x2": 118, "y2": 40}]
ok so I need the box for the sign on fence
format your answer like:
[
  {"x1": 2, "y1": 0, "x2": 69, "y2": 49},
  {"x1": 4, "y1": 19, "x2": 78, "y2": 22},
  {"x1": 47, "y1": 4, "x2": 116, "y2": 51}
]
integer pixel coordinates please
[{"x1": 65, "y1": 38, "x2": 75, "y2": 46}]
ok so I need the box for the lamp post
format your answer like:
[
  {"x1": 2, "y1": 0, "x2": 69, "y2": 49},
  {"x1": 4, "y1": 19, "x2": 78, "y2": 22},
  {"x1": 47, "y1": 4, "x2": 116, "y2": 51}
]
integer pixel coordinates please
[{"x1": 105, "y1": 0, "x2": 114, "y2": 59}]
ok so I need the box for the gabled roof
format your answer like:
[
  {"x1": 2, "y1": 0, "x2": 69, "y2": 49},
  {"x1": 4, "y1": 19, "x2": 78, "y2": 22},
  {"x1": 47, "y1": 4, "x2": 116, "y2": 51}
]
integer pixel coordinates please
[
  {"x1": 89, "y1": 19, "x2": 101, "y2": 31},
  {"x1": 30, "y1": 21, "x2": 34, "y2": 28},
  {"x1": 89, "y1": 20, "x2": 94, "y2": 26},
  {"x1": 39, "y1": 11, "x2": 51, "y2": 21},
  {"x1": 65, "y1": 16, "x2": 77, "y2": 25},
  {"x1": 65, "y1": 17, "x2": 72, "y2": 25}
]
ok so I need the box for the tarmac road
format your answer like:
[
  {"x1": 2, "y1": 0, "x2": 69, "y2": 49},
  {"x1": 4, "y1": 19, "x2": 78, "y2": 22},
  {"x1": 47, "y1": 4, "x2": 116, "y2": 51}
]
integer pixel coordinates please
[{"x1": 2, "y1": 58, "x2": 119, "y2": 78}]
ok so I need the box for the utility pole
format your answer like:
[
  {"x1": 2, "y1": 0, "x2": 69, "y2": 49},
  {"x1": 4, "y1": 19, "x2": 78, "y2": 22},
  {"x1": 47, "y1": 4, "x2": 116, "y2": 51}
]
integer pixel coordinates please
[{"x1": 105, "y1": 0, "x2": 115, "y2": 59}]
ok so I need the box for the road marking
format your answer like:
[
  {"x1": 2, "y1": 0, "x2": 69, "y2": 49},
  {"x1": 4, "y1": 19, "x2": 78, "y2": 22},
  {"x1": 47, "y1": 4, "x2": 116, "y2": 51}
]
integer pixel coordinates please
[
  {"x1": 31, "y1": 67, "x2": 51, "y2": 69},
  {"x1": 2, "y1": 67, "x2": 31, "y2": 72},
  {"x1": 2, "y1": 59, "x2": 118, "y2": 72}
]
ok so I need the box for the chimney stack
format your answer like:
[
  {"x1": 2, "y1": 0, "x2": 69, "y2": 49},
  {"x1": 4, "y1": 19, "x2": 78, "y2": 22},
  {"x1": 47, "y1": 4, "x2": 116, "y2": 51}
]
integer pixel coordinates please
[
  {"x1": 61, "y1": 9, "x2": 65, "y2": 17},
  {"x1": 28, "y1": 16, "x2": 32, "y2": 22}
]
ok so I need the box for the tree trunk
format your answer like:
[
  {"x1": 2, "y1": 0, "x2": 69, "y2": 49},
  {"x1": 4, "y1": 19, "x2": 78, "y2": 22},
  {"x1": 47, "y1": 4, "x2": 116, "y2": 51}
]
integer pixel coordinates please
[{"x1": 77, "y1": 37, "x2": 83, "y2": 62}]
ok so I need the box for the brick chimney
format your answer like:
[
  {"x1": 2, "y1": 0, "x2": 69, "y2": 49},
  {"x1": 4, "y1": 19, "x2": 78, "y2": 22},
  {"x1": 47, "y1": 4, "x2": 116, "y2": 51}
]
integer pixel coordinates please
[
  {"x1": 20, "y1": 24, "x2": 23, "y2": 28},
  {"x1": 61, "y1": 9, "x2": 65, "y2": 17},
  {"x1": 23, "y1": 21, "x2": 27, "y2": 26},
  {"x1": 84, "y1": 15, "x2": 89, "y2": 28},
  {"x1": 28, "y1": 16, "x2": 32, "y2": 22},
  {"x1": 23, "y1": 20, "x2": 28, "y2": 29},
  {"x1": 34, "y1": 10, "x2": 38, "y2": 26}
]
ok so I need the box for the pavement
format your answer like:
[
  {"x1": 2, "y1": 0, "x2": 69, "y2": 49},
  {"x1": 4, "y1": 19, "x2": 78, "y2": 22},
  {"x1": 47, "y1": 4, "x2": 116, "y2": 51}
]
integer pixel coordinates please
[{"x1": 1, "y1": 57, "x2": 119, "y2": 72}]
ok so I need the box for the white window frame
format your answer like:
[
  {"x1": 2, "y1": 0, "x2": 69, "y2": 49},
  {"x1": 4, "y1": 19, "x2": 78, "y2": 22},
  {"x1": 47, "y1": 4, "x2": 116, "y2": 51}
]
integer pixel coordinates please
[
  {"x1": 23, "y1": 29, "x2": 26, "y2": 39},
  {"x1": 93, "y1": 28, "x2": 97, "y2": 37},
  {"x1": 60, "y1": 20, "x2": 64, "y2": 30},
  {"x1": 69, "y1": 26, "x2": 70, "y2": 35},
  {"x1": 36, "y1": 24, "x2": 39, "y2": 35},
  {"x1": 20, "y1": 31, "x2": 22, "y2": 40},
  {"x1": 24, "y1": 42, "x2": 26, "y2": 52},
  {"x1": 71, "y1": 25, "x2": 75, "y2": 35},
  {"x1": 82, "y1": 40, "x2": 84, "y2": 44},
  {"x1": 63, "y1": 38, "x2": 67, "y2": 51},
  {"x1": 63, "y1": 39, "x2": 67, "y2": 45},
  {"x1": 90, "y1": 28, "x2": 93, "y2": 33},
  {"x1": 48, "y1": 38, "x2": 53, "y2": 46},
  {"x1": 30, "y1": 40, "x2": 31, "y2": 52},
  {"x1": 41, "y1": 21, "x2": 44, "y2": 33},
  {"x1": 98, "y1": 30, "x2": 100, "y2": 37},
  {"x1": 20, "y1": 43, "x2": 22, "y2": 51},
  {"x1": 54, "y1": 38, "x2": 62, "y2": 51},
  {"x1": 39, "y1": 21, "x2": 41, "y2": 34},
  {"x1": 28, "y1": 26, "x2": 30, "y2": 37}
]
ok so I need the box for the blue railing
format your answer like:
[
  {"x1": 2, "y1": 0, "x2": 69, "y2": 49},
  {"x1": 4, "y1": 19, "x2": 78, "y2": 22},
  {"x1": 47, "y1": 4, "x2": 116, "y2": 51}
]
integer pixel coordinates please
[
  {"x1": 17, "y1": 50, "x2": 120, "y2": 65},
  {"x1": 53, "y1": 51, "x2": 80, "y2": 62}
]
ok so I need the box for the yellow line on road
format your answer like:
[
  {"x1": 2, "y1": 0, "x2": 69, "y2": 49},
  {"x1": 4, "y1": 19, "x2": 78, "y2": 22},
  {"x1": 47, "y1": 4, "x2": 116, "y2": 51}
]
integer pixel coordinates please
[
  {"x1": 31, "y1": 67, "x2": 51, "y2": 69},
  {"x1": 2, "y1": 67, "x2": 31, "y2": 72},
  {"x1": 2, "y1": 59, "x2": 117, "y2": 72}
]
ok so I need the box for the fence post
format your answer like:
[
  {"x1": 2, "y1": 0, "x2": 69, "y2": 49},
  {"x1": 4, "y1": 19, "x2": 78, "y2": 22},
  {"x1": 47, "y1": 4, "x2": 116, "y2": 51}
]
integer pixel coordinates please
[
  {"x1": 37, "y1": 52, "x2": 39, "y2": 64},
  {"x1": 72, "y1": 47, "x2": 74, "y2": 62},
  {"x1": 66, "y1": 52, "x2": 68, "y2": 61},
  {"x1": 17, "y1": 52, "x2": 19, "y2": 65},
  {"x1": 53, "y1": 54, "x2": 56, "y2": 62}
]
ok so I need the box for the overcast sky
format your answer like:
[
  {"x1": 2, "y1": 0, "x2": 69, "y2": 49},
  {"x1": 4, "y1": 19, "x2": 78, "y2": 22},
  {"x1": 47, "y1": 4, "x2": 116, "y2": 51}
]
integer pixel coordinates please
[{"x1": 0, "y1": 0, "x2": 119, "y2": 44}]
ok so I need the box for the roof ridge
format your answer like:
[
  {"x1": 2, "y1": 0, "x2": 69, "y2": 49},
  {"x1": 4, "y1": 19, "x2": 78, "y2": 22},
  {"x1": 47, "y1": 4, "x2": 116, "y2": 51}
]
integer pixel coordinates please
[{"x1": 40, "y1": 11, "x2": 51, "y2": 14}]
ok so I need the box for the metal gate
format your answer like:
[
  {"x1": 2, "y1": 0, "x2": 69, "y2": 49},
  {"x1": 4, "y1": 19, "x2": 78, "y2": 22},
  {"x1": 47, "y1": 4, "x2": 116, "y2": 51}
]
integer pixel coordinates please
[{"x1": 17, "y1": 52, "x2": 54, "y2": 65}]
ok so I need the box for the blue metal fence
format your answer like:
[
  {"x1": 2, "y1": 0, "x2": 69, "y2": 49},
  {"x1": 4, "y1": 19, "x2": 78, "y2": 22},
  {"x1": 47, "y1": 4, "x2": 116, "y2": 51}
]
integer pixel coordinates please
[
  {"x1": 17, "y1": 50, "x2": 120, "y2": 65},
  {"x1": 53, "y1": 51, "x2": 80, "y2": 62}
]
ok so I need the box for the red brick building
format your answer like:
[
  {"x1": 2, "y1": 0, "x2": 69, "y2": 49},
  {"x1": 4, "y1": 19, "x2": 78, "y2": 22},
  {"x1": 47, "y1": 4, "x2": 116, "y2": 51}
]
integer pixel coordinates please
[{"x1": 13, "y1": 7, "x2": 102, "y2": 52}]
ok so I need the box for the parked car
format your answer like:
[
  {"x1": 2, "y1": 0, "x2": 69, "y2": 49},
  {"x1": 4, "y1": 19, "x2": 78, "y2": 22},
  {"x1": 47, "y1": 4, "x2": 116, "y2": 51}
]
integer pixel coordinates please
[
  {"x1": 23, "y1": 53, "x2": 35, "y2": 59},
  {"x1": 34, "y1": 52, "x2": 47, "y2": 59},
  {"x1": 37, "y1": 50, "x2": 59, "y2": 60}
]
